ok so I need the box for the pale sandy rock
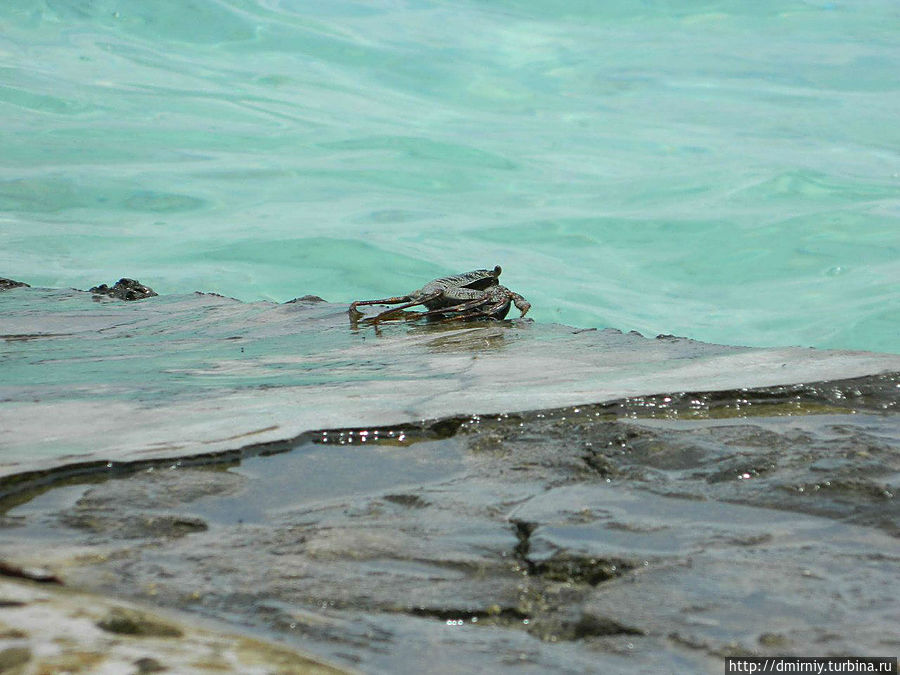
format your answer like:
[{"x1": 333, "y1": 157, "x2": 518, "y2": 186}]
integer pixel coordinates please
[{"x1": 0, "y1": 577, "x2": 347, "y2": 675}]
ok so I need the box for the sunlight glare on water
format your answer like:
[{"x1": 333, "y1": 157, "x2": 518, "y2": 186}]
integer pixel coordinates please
[{"x1": 0, "y1": 0, "x2": 898, "y2": 352}]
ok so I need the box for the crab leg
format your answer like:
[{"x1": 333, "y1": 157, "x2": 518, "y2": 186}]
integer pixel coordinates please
[
  {"x1": 360, "y1": 291, "x2": 444, "y2": 324},
  {"x1": 509, "y1": 292, "x2": 531, "y2": 317},
  {"x1": 349, "y1": 295, "x2": 412, "y2": 313}
]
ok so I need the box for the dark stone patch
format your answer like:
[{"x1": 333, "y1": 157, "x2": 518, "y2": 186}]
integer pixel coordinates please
[
  {"x1": 571, "y1": 613, "x2": 643, "y2": 638},
  {"x1": 133, "y1": 656, "x2": 167, "y2": 673},
  {"x1": 0, "y1": 333, "x2": 73, "y2": 342},
  {"x1": 541, "y1": 612, "x2": 644, "y2": 641},
  {"x1": 531, "y1": 554, "x2": 637, "y2": 587},
  {"x1": 96, "y1": 607, "x2": 183, "y2": 637},
  {"x1": 382, "y1": 494, "x2": 429, "y2": 508},
  {"x1": 511, "y1": 520, "x2": 636, "y2": 586},
  {"x1": 0, "y1": 627, "x2": 27, "y2": 639},
  {"x1": 285, "y1": 295, "x2": 327, "y2": 303},
  {"x1": 581, "y1": 448, "x2": 619, "y2": 478},
  {"x1": 0, "y1": 647, "x2": 31, "y2": 671},
  {"x1": 403, "y1": 605, "x2": 642, "y2": 642},
  {"x1": 407, "y1": 605, "x2": 529, "y2": 624},
  {"x1": 89, "y1": 278, "x2": 157, "y2": 301},
  {"x1": 0, "y1": 559, "x2": 62, "y2": 584},
  {"x1": 0, "y1": 278, "x2": 29, "y2": 291},
  {"x1": 511, "y1": 519, "x2": 537, "y2": 567}
]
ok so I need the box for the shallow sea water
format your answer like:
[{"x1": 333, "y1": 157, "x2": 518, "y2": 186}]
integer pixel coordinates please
[{"x1": 1, "y1": 0, "x2": 898, "y2": 352}]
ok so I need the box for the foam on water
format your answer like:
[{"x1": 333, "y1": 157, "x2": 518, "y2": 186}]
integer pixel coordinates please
[{"x1": 1, "y1": 0, "x2": 898, "y2": 352}]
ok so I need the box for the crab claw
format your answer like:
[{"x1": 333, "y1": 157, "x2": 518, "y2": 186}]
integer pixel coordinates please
[{"x1": 512, "y1": 293, "x2": 530, "y2": 317}]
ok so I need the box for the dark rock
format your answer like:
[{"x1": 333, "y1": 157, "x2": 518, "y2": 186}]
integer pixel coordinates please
[
  {"x1": 0, "y1": 559, "x2": 62, "y2": 584},
  {"x1": 133, "y1": 656, "x2": 167, "y2": 673},
  {"x1": 96, "y1": 607, "x2": 183, "y2": 637},
  {"x1": 285, "y1": 295, "x2": 327, "y2": 303},
  {"x1": 89, "y1": 278, "x2": 157, "y2": 301},
  {"x1": 382, "y1": 494, "x2": 429, "y2": 508},
  {"x1": 407, "y1": 605, "x2": 528, "y2": 625},
  {"x1": 531, "y1": 554, "x2": 636, "y2": 586},
  {"x1": 570, "y1": 613, "x2": 644, "y2": 639},
  {"x1": 0, "y1": 278, "x2": 29, "y2": 291},
  {"x1": 0, "y1": 647, "x2": 31, "y2": 671}
]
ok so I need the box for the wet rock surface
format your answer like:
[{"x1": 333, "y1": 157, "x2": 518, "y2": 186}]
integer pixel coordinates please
[
  {"x1": 2, "y1": 374, "x2": 897, "y2": 673},
  {"x1": 3, "y1": 285, "x2": 899, "y2": 480},
  {"x1": 88, "y1": 277, "x2": 158, "y2": 300},
  {"x1": 2, "y1": 284, "x2": 898, "y2": 672}
]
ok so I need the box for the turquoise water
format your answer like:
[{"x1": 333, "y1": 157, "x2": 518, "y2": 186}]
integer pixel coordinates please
[{"x1": 1, "y1": 0, "x2": 898, "y2": 352}]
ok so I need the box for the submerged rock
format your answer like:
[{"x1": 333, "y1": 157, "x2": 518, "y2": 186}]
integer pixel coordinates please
[{"x1": 89, "y1": 277, "x2": 157, "y2": 300}]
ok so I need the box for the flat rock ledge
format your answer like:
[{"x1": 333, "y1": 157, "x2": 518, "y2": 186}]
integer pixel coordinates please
[
  {"x1": 0, "y1": 576, "x2": 347, "y2": 675},
  {"x1": 3, "y1": 285, "x2": 899, "y2": 481}
]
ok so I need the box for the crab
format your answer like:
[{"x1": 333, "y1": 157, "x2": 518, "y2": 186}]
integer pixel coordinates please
[{"x1": 349, "y1": 265, "x2": 531, "y2": 324}]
